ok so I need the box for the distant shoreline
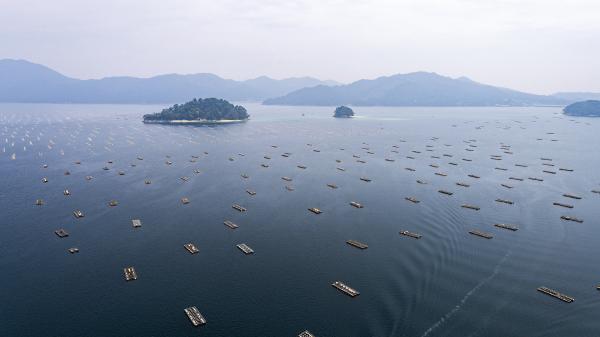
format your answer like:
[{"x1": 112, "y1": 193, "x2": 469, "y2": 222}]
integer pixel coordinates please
[{"x1": 0, "y1": 102, "x2": 566, "y2": 108}]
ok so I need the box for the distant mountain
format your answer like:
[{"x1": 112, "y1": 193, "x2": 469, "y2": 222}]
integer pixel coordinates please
[
  {"x1": 0, "y1": 59, "x2": 338, "y2": 103},
  {"x1": 552, "y1": 92, "x2": 600, "y2": 103},
  {"x1": 264, "y1": 72, "x2": 567, "y2": 106}
]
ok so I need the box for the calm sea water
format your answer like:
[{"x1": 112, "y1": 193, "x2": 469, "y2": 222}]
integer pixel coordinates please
[{"x1": 1, "y1": 103, "x2": 599, "y2": 337}]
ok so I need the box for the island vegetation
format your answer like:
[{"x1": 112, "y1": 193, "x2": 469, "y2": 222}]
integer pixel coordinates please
[
  {"x1": 333, "y1": 105, "x2": 354, "y2": 118},
  {"x1": 143, "y1": 98, "x2": 249, "y2": 123},
  {"x1": 563, "y1": 100, "x2": 600, "y2": 117}
]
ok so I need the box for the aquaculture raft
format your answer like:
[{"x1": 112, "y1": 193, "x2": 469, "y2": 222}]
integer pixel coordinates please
[{"x1": 184, "y1": 306, "x2": 207, "y2": 326}]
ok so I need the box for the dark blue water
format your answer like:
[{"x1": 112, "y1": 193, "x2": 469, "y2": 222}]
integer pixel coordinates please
[{"x1": 1, "y1": 103, "x2": 599, "y2": 337}]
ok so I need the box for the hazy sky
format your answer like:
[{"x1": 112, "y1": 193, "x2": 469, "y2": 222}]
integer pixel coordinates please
[{"x1": 1, "y1": 0, "x2": 599, "y2": 94}]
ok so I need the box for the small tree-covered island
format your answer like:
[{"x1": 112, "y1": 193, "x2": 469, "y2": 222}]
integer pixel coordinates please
[
  {"x1": 333, "y1": 105, "x2": 354, "y2": 118},
  {"x1": 143, "y1": 98, "x2": 249, "y2": 124},
  {"x1": 563, "y1": 100, "x2": 600, "y2": 117}
]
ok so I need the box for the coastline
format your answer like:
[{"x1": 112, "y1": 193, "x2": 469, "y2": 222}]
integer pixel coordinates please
[{"x1": 142, "y1": 119, "x2": 247, "y2": 125}]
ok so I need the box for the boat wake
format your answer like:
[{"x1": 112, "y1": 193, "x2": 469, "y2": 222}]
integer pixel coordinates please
[{"x1": 419, "y1": 250, "x2": 512, "y2": 337}]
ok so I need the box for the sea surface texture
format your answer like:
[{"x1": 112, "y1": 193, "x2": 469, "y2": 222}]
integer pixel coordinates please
[{"x1": 1, "y1": 103, "x2": 599, "y2": 337}]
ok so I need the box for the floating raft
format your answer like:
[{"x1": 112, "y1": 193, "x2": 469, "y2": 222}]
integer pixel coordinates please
[
  {"x1": 469, "y1": 230, "x2": 493, "y2": 239},
  {"x1": 560, "y1": 216, "x2": 583, "y2": 223},
  {"x1": 184, "y1": 243, "x2": 199, "y2": 254},
  {"x1": 494, "y1": 223, "x2": 518, "y2": 231},
  {"x1": 405, "y1": 197, "x2": 420, "y2": 203},
  {"x1": 55, "y1": 229, "x2": 69, "y2": 238},
  {"x1": 456, "y1": 182, "x2": 470, "y2": 187},
  {"x1": 400, "y1": 230, "x2": 422, "y2": 239},
  {"x1": 282, "y1": 176, "x2": 293, "y2": 182},
  {"x1": 73, "y1": 210, "x2": 85, "y2": 218},
  {"x1": 132, "y1": 219, "x2": 142, "y2": 228},
  {"x1": 298, "y1": 330, "x2": 315, "y2": 337},
  {"x1": 537, "y1": 287, "x2": 574, "y2": 303},
  {"x1": 468, "y1": 174, "x2": 480, "y2": 179},
  {"x1": 123, "y1": 266, "x2": 138, "y2": 281},
  {"x1": 495, "y1": 199, "x2": 514, "y2": 205},
  {"x1": 297, "y1": 165, "x2": 307, "y2": 169},
  {"x1": 500, "y1": 184, "x2": 513, "y2": 189},
  {"x1": 184, "y1": 306, "x2": 207, "y2": 326},
  {"x1": 332, "y1": 281, "x2": 359, "y2": 297},
  {"x1": 350, "y1": 201, "x2": 363, "y2": 208},
  {"x1": 224, "y1": 220, "x2": 239, "y2": 229},
  {"x1": 246, "y1": 189, "x2": 257, "y2": 196},
  {"x1": 308, "y1": 207, "x2": 322, "y2": 214},
  {"x1": 462, "y1": 204, "x2": 480, "y2": 211},
  {"x1": 360, "y1": 177, "x2": 372, "y2": 182},
  {"x1": 553, "y1": 202, "x2": 573, "y2": 209},
  {"x1": 232, "y1": 204, "x2": 247, "y2": 212},
  {"x1": 237, "y1": 243, "x2": 254, "y2": 255},
  {"x1": 327, "y1": 183, "x2": 338, "y2": 189},
  {"x1": 563, "y1": 193, "x2": 582, "y2": 200},
  {"x1": 346, "y1": 240, "x2": 368, "y2": 249},
  {"x1": 438, "y1": 190, "x2": 453, "y2": 196}
]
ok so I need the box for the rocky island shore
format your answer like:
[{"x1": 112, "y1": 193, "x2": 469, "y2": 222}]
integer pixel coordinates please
[{"x1": 143, "y1": 98, "x2": 249, "y2": 124}]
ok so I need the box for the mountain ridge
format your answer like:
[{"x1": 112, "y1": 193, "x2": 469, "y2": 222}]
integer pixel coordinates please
[
  {"x1": 0, "y1": 59, "x2": 338, "y2": 103},
  {"x1": 2, "y1": 59, "x2": 597, "y2": 106},
  {"x1": 263, "y1": 72, "x2": 568, "y2": 106}
]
